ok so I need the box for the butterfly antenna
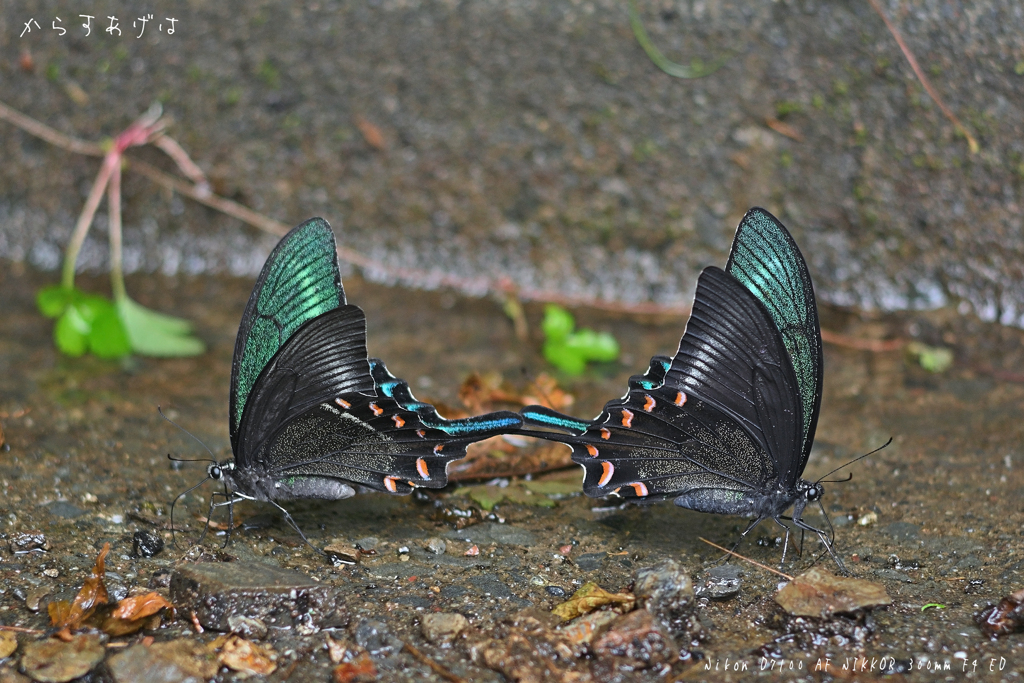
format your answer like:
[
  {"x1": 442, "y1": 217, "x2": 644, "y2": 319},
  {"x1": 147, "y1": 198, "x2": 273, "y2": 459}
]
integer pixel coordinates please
[
  {"x1": 157, "y1": 406, "x2": 219, "y2": 464},
  {"x1": 814, "y1": 437, "x2": 893, "y2": 484}
]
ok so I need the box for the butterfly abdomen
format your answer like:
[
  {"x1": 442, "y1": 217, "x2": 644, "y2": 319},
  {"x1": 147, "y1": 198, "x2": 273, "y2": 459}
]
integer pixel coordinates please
[{"x1": 673, "y1": 486, "x2": 796, "y2": 519}]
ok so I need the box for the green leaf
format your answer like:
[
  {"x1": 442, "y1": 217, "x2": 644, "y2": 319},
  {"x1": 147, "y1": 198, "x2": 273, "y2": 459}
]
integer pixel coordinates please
[
  {"x1": 543, "y1": 340, "x2": 587, "y2": 375},
  {"x1": 89, "y1": 306, "x2": 132, "y2": 359},
  {"x1": 564, "y1": 329, "x2": 620, "y2": 362},
  {"x1": 54, "y1": 309, "x2": 89, "y2": 356},
  {"x1": 117, "y1": 297, "x2": 205, "y2": 357},
  {"x1": 37, "y1": 285, "x2": 75, "y2": 318},
  {"x1": 542, "y1": 305, "x2": 575, "y2": 342},
  {"x1": 907, "y1": 342, "x2": 953, "y2": 373}
]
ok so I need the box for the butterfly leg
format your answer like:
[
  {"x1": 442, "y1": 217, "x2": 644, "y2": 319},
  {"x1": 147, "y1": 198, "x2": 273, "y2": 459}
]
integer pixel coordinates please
[
  {"x1": 265, "y1": 499, "x2": 325, "y2": 558},
  {"x1": 792, "y1": 514, "x2": 848, "y2": 575},
  {"x1": 772, "y1": 517, "x2": 793, "y2": 570}
]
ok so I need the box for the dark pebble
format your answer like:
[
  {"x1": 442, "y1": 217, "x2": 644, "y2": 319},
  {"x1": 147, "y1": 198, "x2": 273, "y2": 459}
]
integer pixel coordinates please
[
  {"x1": 353, "y1": 618, "x2": 404, "y2": 656},
  {"x1": 132, "y1": 530, "x2": 164, "y2": 558},
  {"x1": 695, "y1": 564, "x2": 742, "y2": 600},
  {"x1": 575, "y1": 552, "x2": 607, "y2": 571},
  {"x1": 546, "y1": 585, "x2": 567, "y2": 598}
]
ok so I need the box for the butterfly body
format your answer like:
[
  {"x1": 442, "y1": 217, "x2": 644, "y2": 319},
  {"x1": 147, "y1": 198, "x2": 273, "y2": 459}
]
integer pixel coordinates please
[
  {"x1": 183, "y1": 217, "x2": 522, "y2": 540},
  {"x1": 522, "y1": 208, "x2": 844, "y2": 571}
]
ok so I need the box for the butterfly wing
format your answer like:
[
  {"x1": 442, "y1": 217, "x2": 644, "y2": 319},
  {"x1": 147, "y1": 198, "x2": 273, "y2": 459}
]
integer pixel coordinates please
[
  {"x1": 230, "y1": 218, "x2": 345, "y2": 454},
  {"x1": 523, "y1": 266, "x2": 803, "y2": 501},
  {"x1": 236, "y1": 307, "x2": 523, "y2": 494},
  {"x1": 726, "y1": 207, "x2": 822, "y2": 475}
]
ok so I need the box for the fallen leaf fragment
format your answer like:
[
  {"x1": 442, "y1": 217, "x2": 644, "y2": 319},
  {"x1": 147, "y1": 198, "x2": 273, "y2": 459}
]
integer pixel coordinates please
[
  {"x1": 775, "y1": 567, "x2": 891, "y2": 618},
  {"x1": 765, "y1": 117, "x2": 804, "y2": 141},
  {"x1": 354, "y1": 116, "x2": 385, "y2": 150},
  {"x1": 332, "y1": 651, "x2": 376, "y2": 682},
  {"x1": 552, "y1": 582, "x2": 635, "y2": 621},
  {"x1": 49, "y1": 543, "x2": 110, "y2": 639},
  {"x1": 0, "y1": 630, "x2": 17, "y2": 658},
  {"x1": 102, "y1": 592, "x2": 173, "y2": 636},
  {"x1": 976, "y1": 588, "x2": 1024, "y2": 639},
  {"x1": 215, "y1": 635, "x2": 277, "y2": 677}
]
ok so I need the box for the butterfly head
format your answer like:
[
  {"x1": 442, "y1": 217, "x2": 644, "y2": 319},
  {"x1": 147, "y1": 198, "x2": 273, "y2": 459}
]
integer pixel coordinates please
[
  {"x1": 207, "y1": 460, "x2": 236, "y2": 486},
  {"x1": 797, "y1": 479, "x2": 824, "y2": 503}
]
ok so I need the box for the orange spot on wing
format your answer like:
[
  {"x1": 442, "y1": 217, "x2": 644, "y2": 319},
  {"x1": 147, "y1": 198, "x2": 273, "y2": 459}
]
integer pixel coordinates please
[
  {"x1": 369, "y1": 403, "x2": 384, "y2": 416},
  {"x1": 643, "y1": 395, "x2": 656, "y2": 412},
  {"x1": 416, "y1": 429, "x2": 427, "y2": 438},
  {"x1": 383, "y1": 476, "x2": 399, "y2": 493},
  {"x1": 674, "y1": 391, "x2": 687, "y2": 406},
  {"x1": 433, "y1": 444, "x2": 444, "y2": 456},
  {"x1": 630, "y1": 482, "x2": 649, "y2": 497},
  {"x1": 598, "y1": 461, "x2": 614, "y2": 487},
  {"x1": 585, "y1": 444, "x2": 599, "y2": 458},
  {"x1": 392, "y1": 415, "x2": 406, "y2": 428},
  {"x1": 600, "y1": 428, "x2": 611, "y2": 440},
  {"x1": 416, "y1": 458, "x2": 430, "y2": 479},
  {"x1": 621, "y1": 409, "x2": 634, "y2": 428},
  {"x1": 335, "y1": 397, "x2": 351, "y2": 409}
]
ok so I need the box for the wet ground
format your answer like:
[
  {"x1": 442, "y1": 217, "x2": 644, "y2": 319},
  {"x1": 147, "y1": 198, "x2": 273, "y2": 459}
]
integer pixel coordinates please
[{"x1": 1, "y1": 262, "x2": 1024, "y2": 682}]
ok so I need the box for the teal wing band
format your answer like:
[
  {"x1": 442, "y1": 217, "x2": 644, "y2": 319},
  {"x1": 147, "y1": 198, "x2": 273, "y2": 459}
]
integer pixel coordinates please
[{"x1": 725, "y1": 207, "x2": 823, "y2": 462}]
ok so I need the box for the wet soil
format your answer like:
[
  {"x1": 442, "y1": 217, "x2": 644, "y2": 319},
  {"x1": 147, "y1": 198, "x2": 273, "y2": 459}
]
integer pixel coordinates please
[{"x1": 1, "y1": 263, "x2": 1024, "y2": 681}]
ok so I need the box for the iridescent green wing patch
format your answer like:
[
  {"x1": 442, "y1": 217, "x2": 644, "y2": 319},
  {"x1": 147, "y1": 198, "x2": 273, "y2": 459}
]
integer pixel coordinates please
[
  {"x1": 725, "y1": 208, "x2": 823, "y2": 463},
  {"x1": 229, "y1": 218, "x2": 344, "y2": 448}
]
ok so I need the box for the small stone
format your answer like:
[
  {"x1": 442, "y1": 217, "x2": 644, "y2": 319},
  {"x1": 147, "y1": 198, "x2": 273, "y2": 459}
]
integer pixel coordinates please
[
  {"x1": 24, "y1": 587, "x2": 50, "y2": 612},
  {"x1": 41, "y1": 569, "x2": 58, "y2": 579},
  {"x1": 21, "y1": 634, "x2": 105, "y2": 683},
  {"x1": 424, "y1": 538, "x2": 447, "y2": 555},
  {"x1": 593, "y1": 609, "x2": 678, "y2": 670},
  {"x1": 228, "y1": 615, "x2": 269, "y2": 640},
  {"x1": 354, "y1": 536, "x2": 379, "y2": 551},
  {"x1": 546, "y1": 586, "x2": 567, "y2": 598},
  {"x1": 170, "y1": 561, "x2": 348, "y2": 632},
  {"x1": 695, "y1": 564, "x2": 742, "y2": 600},
  {"x1": 9, "y1": 532, "x2": 49, "y2": 554},
  {"x1": 324, "y1": 542, "x2": 360, "y2": 565},
  {"x1": 634, "y1": 559, "x2": 694, "y2": 633},
  {"x1": 560, "y1": 609, "x2": 618, "y2": 645},
  {"x1": 107, "y1": 639, "x2": 218, "y2": 683},
  {"x1": 352, "y1": 618, "x2": 403, "y2": 656},
  {"x1": 420, "y1": 612, "x2": 468, "y2": 645},
  {"x1": 131, "y1": 530, "x2": 164, "y2": 558},
  {"x1": 397, "y1": 546, "x2": 410, "y2": 555}
]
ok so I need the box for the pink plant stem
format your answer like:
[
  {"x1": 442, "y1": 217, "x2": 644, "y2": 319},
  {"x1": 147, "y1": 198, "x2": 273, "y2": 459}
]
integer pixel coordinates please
[
  {"x1": 108, "y1": 159, "x2": 125, "y2": 301},
  {"x1": 61, "y1": 153, "x2": 117, "y2": 289}
]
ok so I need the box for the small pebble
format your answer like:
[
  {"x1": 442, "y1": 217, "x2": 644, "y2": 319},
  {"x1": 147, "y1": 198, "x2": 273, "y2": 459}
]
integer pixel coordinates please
[
  {"x1": 397, "y1": 546, "x2": 410, "y2": 555},
  {"x1": 421, "y1": 612, "x2": 468, "y2": 645},
  {"x1": 546, "y1": 586, "x2": 567, "y2": 598},
  {"x1": 42, "y1": 568, "x2": 59, "y2": 578},
  {"x1": 464, "y1": 545, "x2": 479, "y2": 557},
  {"x1": 424, "y1": 538, "x2": 447, "y2": 555},
  {"x1": 132, "y1": 530, "x2": 164, "y2": 558}
]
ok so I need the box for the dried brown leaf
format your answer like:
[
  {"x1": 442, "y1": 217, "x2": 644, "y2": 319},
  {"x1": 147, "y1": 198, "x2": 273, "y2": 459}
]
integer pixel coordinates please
[
  {"x1": 102, "y1": 592, "x2": 173, "y2": 636},
  {"x1": 332, "y1": 651, "x2": 377, "y2": 682},
  {"x1": 0, "y1": 630, "x2": 17, "y2": 659},
  {"x1": 50, "y1": 543, "x2": 110, "y2": 638},
  {"x1": 354, "y1": 116, "x2": 385, "y2": 150},
  {"x1": 775, "y1": 567, "x2": 891, "y2": 618},
  {"x1": 552, "y1": 581, "x2": 635, "y2": 621},
  {"x1": 217, "y1": 635, "x2": 277, "y2": 676}
]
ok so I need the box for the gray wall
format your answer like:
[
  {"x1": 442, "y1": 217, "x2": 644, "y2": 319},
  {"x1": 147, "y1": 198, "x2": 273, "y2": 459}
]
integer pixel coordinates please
[{"x1": 2, "y1": 1, "x2": 1023, "y2": 323}]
